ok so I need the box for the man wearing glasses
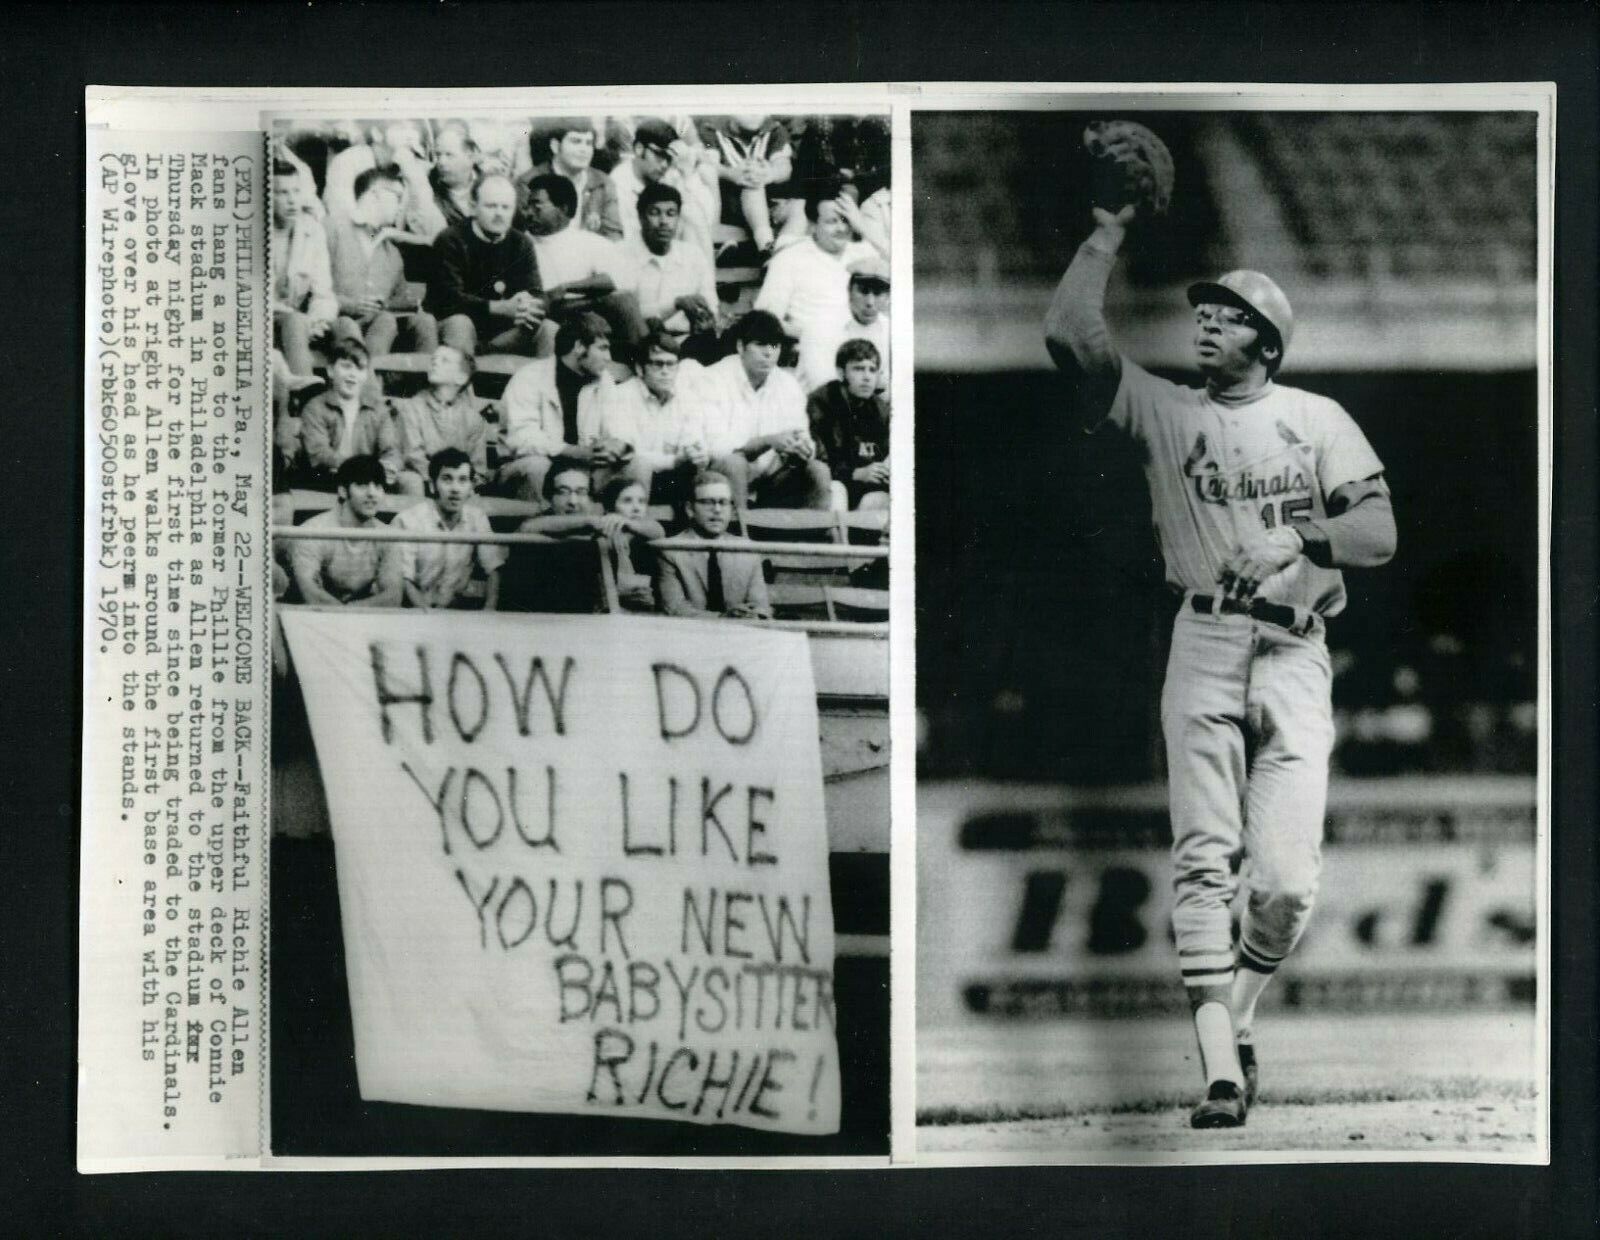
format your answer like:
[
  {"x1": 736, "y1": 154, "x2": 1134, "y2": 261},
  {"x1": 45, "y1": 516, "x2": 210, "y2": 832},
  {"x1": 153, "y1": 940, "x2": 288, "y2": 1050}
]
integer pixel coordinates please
[
  {"x1": 654, "y1": 470, "x2": 771, "y2": 620},
  {"x1": 1045, "y1": 195, "x2": 1395, "y2": 1129},
  {"x1": 591, "y1": 329, "x2": 709, "y2": 509}
]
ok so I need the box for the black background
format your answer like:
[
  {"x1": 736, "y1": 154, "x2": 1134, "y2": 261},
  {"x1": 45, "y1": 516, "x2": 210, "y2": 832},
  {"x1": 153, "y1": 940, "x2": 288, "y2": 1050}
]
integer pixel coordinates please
[{"x1": 8, "y1": 3, "x2": 1596, "y2": 1236}]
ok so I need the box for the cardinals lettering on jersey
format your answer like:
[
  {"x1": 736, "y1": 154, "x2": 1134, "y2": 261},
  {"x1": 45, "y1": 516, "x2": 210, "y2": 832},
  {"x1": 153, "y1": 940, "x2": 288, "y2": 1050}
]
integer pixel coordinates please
[{"x1": 1184, "y1": 428, "x2": 1313, "y2": 507}]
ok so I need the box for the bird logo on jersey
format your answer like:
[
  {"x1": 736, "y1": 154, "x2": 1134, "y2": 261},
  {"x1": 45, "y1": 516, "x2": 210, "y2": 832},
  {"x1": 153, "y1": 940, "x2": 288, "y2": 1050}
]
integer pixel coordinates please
[
  {"x1": 1276, "y1": 420, "x2": 1315, "y2": 456},
  {"x1": 1184, "y1": 432, "x2": 1219, "y2": 475},
  {"x1": 1183, "y1": 432, "x2": 1224, "y2": 505}
]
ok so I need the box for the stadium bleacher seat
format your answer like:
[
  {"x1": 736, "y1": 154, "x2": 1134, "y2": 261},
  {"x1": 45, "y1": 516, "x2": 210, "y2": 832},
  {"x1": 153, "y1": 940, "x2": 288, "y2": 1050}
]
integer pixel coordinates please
[
  {"x1": 767, "y1": 582, "x2": 889, "y2": 623},
  {"x1": 712, "y1": 223, "x2": 764, "y2": 316},
  {"x1": 915, "y1": 110, "x2": 1535, "y2": 292},
  {"x1": 1245, "y1": 113, "x2": 1537, "y2": 282},
  {"x1": 740, "y1": 507, "x2": 847, "y2": 588}
]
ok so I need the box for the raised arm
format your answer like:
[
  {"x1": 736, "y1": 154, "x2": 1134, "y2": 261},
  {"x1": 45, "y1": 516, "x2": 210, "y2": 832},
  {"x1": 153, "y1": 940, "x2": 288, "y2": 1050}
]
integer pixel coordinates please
[
  {"x1": 1043, "y1": 204, "x2": 1134, "y2": 426},
  {"x1": 395, "y1": 149, "x2": 448, "y2": 242}
]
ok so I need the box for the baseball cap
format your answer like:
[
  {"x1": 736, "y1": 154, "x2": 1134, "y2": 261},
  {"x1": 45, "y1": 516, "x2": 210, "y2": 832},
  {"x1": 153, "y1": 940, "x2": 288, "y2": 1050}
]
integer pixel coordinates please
[
  {"x1": 848, "y1": 255, "x2": 891, "y2": 288},
  {"x1": 1186, "y1": 270, "x2": 1294, "y2": 352},
  {"x1": 633, "y1": 118, "x2": 678, "y2": 156}
]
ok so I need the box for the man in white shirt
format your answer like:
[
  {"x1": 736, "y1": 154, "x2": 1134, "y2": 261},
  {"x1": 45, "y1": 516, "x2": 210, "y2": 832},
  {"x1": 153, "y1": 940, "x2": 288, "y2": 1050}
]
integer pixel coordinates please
[
  {"x1": 594, "y1": 329, "x2": 710, "y2": 508},
  {"x1": 523, "y1": 173, "x2": 647, "y2": 357},
  {"x1": 618, "y1": 182, "x2": 719, "y2": 324},
  {"x1": 695, "y1": 310, "x2": 831, "y2": 510},
  {"x1": 754, "y1": 189, "x2": 878, "y2": 393},
  {"x1": 392, "y1": 448, "x2": 507, "y2": 610},
  {"x1": 497, "y1": 313, "x2": 625, "y2": 503}
]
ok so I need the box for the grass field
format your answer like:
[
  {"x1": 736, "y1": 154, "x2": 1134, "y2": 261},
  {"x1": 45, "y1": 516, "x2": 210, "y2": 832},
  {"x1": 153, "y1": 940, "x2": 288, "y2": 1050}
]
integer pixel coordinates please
[{"x1": 917, "y1": 1010, "x2": 1542, "y2": 1157}]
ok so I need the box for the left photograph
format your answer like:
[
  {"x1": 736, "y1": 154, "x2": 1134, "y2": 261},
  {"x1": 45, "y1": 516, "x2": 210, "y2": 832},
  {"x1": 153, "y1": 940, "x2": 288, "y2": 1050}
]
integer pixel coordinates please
[{"x1": 266, "y1": 105, "x2": 893, "y2": 1157}]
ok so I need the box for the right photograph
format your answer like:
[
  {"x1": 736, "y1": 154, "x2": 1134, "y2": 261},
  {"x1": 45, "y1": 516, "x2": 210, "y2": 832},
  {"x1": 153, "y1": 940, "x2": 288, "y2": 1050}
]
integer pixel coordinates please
[{"x1": 914, "y1": 103, "x2": 1545, "y2": 1157}]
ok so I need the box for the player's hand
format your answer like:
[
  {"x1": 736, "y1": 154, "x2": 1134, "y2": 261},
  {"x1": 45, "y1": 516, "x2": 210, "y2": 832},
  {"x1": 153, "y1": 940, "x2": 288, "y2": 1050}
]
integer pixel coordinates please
[
  {"x1": 681, "y1": 442, "x2": 710, "y2": 469},
  {"x1": 1219, "y1": 526, "x2": 1304, "y2": 600},
  {"x1": 595, "y1": 514, "x2": 627, "y2": 538}
]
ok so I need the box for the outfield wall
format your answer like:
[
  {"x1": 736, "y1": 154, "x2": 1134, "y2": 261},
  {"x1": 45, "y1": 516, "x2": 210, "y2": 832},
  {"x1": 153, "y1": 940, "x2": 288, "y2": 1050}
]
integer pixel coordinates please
[{"x1": 918, "y1": 777, "x2": 1536, "y2": 1023}]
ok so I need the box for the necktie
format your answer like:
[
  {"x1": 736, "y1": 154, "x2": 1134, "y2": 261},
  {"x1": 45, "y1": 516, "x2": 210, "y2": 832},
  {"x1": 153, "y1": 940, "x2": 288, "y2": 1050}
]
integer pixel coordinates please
[{"x1": 705, "y1": 550, "x2": 726, "y2": 613}]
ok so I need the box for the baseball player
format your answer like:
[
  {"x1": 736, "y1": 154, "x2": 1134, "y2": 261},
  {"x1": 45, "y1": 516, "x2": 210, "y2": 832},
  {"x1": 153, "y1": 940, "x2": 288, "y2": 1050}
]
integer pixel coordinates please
[{"x1": 1044, "y1": 162, "x2": 1397, "y2": 1127}]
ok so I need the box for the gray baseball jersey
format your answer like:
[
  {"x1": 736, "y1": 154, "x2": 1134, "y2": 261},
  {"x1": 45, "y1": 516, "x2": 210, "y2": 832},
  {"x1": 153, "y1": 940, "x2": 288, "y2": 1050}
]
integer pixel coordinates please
[{"x1": 1104, "y1": 361, "x2": 1385, "y2": 615}]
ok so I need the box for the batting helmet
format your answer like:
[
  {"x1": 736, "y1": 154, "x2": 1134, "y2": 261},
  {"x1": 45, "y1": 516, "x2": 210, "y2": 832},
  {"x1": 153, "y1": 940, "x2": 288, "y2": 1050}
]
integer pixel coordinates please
[{"x1": 1186, "y1": 270, "x2": 1294, "y2": 355}]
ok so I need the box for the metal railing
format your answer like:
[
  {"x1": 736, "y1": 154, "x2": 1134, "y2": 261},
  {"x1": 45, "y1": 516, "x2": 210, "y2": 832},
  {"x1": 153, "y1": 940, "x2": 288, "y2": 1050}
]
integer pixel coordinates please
[
  {"x1": 272, "y1": 525, "x2": 886, "y2": 559},
  {"x1": 272, "y1": 524, "x2": 888, "y2": 635}
]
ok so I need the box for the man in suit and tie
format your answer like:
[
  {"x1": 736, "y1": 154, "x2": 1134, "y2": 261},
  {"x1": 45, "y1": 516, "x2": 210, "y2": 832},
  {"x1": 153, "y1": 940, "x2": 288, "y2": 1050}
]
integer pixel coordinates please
[{"x1": 654, "y1": 469, "x2": 772, "y2": 619}]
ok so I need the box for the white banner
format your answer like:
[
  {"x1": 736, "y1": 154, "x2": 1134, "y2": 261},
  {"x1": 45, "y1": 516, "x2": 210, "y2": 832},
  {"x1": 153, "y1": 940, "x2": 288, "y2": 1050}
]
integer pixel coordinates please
[{"x1": 280, "y1": 608, "x2": 841, "y2": 1135}]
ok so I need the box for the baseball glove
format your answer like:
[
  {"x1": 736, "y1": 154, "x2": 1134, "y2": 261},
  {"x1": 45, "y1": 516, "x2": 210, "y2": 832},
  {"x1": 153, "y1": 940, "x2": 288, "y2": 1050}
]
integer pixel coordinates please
[{"x1": 1083, "y1": 120, "x2": 1175, "y2": 217}]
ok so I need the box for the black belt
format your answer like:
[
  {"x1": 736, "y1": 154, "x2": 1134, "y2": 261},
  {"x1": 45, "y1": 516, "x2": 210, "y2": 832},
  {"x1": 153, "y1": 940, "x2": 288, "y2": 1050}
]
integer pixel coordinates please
[{"x1": 1191, "y1": 593, "x2": 1304, "y2": 633}]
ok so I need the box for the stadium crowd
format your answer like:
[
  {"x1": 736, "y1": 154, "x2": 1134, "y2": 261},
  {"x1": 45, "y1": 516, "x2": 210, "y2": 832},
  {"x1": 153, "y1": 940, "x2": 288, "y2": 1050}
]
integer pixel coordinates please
[{"x1": 271, "y1": 114, "x2": 891, "y2": 619}]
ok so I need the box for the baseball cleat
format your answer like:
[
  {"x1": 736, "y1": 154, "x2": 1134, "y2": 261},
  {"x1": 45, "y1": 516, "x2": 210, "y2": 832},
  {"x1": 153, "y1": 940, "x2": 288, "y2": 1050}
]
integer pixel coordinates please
[
  {"x1": 1237, "y1": 1041, "x2": 1258, "y2": 1109},
  {"x1": 1189, "y1": 1080, "x2": 1247, "y2": 1129}
]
